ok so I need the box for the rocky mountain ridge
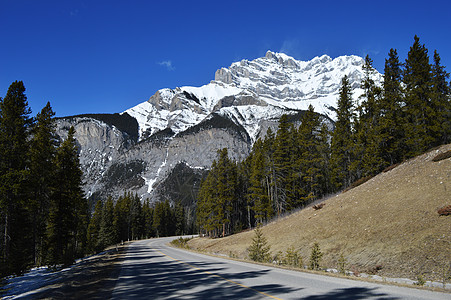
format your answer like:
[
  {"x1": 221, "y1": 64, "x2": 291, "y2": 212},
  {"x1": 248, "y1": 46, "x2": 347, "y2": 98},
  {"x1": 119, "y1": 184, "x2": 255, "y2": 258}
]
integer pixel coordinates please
[{"x1": 56, "y1": 51, "x2": 382, "y2": 203}]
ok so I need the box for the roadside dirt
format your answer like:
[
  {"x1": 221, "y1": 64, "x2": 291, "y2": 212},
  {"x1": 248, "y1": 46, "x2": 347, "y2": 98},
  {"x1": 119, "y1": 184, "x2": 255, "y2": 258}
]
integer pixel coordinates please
[{"x1": 28, "y1": 244, "x2": 127, "y2": 299}]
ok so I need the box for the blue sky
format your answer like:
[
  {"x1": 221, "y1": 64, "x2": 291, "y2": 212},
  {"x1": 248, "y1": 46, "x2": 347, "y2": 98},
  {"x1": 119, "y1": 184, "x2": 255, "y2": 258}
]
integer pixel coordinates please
[{"x1": 1, "y1": 0, "x2": 450, "y2": 117}]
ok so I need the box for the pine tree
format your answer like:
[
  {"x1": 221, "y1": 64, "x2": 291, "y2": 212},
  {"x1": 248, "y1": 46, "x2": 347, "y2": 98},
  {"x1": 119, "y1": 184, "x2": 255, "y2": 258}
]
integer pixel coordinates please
[
  {"x1": 142, "y1": 199, "x2": 154, "y2": 238},
  {"x1": 354, "y1": 55, "x2": 383, "y2": 176},
  {"x1": 317, "y1": 123, "x2": 332, "y2": 195},
  {"x1": 247, "y1": 139, "x2": 269, "y2": 226},
  {"x1": 273, "y1": 115, "x2": 294, "y2": 213},
  {"x1": 99, "y1": 196, "x2": 116, "y2": 248},
  {"x1": 29, "y1": 102, "x2": 58, "y2": 265},
  {"x1": 46, "y1": 126, "x2": 86, "y2": 266},
  {"x1": 196, "y1": 162, "x2": 217, "y2": 236},
  {"x1": 331, "y1": 76, "x2": 355, "y2": 189},
  {"x1": 87, "y1": 200, "x2": 103, "y2": 253},
  {"x1": 431, "y1": 50, "x2": 451, "y2": 145},
  {"x1": 403, "y1": 35, "x2": 434, "y2": 156},
  {"x1": 248, "y1": 227, "x2": 271, "y2": 263},
  {"x1": 309, "y1": 242, "x2": 323, "y2": 270},
  {"x1": 0, "y1": 81, "x2": 33, "y2": 275},
  {"x1": 378, "y1": 48, "x2": 406, "y2": 166},
  {"x1": 297, "y1": 105, "x2": 324, "y2": 203}
]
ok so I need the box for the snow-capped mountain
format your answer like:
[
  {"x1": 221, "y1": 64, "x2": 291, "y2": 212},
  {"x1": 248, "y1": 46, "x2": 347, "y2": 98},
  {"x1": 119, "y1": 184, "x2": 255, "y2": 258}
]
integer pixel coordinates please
[
  {"x1": 56, "y1": 51, "x2": 382, "y2": 202},
  {"x1": 125, "y1": 51, "x2": 381, "y2": 142}
]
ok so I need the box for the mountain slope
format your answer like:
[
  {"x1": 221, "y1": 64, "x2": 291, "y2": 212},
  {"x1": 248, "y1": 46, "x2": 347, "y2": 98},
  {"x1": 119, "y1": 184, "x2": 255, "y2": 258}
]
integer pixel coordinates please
[{"x1": 188, "y1": 144, "x2": 451, "y2": 282}]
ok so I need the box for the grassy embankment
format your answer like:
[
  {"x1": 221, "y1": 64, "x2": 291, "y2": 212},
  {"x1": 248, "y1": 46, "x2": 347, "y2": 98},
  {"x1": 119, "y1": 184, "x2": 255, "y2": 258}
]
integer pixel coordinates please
[{"x1": 188, "y1": 144, "x2": 451, "y2": 282}]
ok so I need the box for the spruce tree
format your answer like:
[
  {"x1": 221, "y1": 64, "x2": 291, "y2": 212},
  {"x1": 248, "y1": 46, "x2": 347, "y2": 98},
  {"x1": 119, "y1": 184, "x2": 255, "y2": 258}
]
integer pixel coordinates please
[
  {"x1": 354, "y1": 55, "x2": 383, "y2": 176},
  {"x1": 297, "y1": 105, "x2": 323, "y2": 203},
  {"x1": 248, "y1": 226, "x2": 271, "y2": 263},
  {"x1": 379, "y1": 48, "x2": 405, "y2": 165},
  {"x1": 87, "y1": 200, "x2": 103, "y2": 253},
  {"x1": 0, "y1": 81, "x2": 33, "y2": 275},
  {"x1": 46, "y1": 126, "x2": 86, "y2": 266},
  {"x1": 248, "y1": 139, "x2": 269, "y2": 226},
  {"x1": 330, "y1": 76, "x2": 355, "y2": 189},
  {"x1": 99, "y1": 196, "x2": 116, "y2": 248},
  {"x1": 403, "y1": 35, "x2": 434, "y2": 156},
  {"x1": 273, "y1": 115, "x2": 294, "y2": 213},
  {"x1": 431, "y1": 50, "x2": 451, "y2": 145},
  {"x1": 29, "y1": 102, "x2": 58, "y2": 265}
]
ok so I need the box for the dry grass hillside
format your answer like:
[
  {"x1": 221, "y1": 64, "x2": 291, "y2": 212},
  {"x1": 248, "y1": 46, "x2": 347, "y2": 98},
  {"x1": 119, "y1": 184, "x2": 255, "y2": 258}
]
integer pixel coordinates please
[{"x1": 188, "y1": 144, "x2": 451, "y2": 281}]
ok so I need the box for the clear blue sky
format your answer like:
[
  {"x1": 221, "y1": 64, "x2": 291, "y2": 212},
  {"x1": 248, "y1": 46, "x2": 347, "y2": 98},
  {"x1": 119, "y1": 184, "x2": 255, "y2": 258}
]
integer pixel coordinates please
[{"x1": 1, "y1": 0, "x2": 450, "y2": 117}]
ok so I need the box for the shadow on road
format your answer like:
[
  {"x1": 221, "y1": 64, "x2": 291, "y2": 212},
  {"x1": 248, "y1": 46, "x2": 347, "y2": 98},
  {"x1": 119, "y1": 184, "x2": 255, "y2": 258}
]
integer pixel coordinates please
[
  {"x1": 113, "y1": 242, "x2": 302, "y2": 299},
  {"x1": 302, "y1": 287, "x2": 400, "y2": 300}
]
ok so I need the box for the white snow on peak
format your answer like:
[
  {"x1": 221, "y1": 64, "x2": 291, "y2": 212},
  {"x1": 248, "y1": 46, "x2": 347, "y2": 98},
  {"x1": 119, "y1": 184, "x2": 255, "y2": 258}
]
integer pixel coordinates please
[{"x1": 124, "y1": 51, "x2": 382, "y2": 141}]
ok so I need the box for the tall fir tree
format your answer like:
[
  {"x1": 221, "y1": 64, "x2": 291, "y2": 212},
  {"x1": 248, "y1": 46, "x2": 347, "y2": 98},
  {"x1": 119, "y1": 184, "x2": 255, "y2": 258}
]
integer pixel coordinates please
[
  {"x1": 297, "y1": 105, "x2": 321, "y2": 202},
  {"x1": 46, "y1": 126, "x2": 87, "y2": 266},
  {"x1": 330, "y1": 75, "x2": 355, "y2": 189},
  {"x1": 247, "y1": 139, "x2": 269, "y2": 226},
  {"x1": 0, "y1": 81, "x2": 33, "y2": 275},
  {"x1": 273, "y1": 115, "x2": 294, "y2": 213},
  {"x1": 378, "y1": 48, "x2": 406, "y2": 166},
  {"x1": 354, "y1": 55, "x2": 383, "y2": 177},
  {"x1": 403, "y1": 35, "x2": 434, "y2": 156},
  {"x1": 99, "y1": 196, "x2": 116, "y2": 248},
  {"x1": 87, "y1": 200, "x2": 103, "y2": 253},
  {"x1": 431, "y1": 50, "x2": 451, "y2": 145},
  {"x1": 29, "y1": 102, "x2": 58, "y2": 265}
]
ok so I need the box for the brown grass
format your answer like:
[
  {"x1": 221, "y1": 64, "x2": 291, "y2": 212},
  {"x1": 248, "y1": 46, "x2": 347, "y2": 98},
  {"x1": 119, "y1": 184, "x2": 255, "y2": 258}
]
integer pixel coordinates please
[{"x1": 189, "y1": 144, "x2": 451, "y2": 282}]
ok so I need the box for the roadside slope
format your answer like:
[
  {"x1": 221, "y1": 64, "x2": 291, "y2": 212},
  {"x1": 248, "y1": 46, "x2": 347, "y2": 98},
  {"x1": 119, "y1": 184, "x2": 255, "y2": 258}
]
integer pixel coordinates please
[{"x1": 189, "y1": 144, "x2": 451, "y2": 281}]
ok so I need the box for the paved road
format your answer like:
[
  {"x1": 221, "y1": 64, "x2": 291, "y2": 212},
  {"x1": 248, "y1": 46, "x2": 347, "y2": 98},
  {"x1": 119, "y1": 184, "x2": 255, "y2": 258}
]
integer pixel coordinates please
[{"x1": 112, "y1": 237, "x2": 449, "y2": 299}]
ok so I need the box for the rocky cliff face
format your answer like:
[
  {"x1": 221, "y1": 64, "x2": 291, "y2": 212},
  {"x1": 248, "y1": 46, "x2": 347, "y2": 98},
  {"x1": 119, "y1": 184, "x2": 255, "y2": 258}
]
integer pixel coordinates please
[{"x1": 55, "y1": 51, "x2": 382, "y2": 204}]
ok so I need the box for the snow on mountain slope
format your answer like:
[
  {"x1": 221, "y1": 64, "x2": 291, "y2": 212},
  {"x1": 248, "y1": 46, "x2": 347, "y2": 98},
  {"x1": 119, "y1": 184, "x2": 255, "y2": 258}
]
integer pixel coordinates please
[{"x1": 125, "y1": 50, "x2": 382, "y2": 142}]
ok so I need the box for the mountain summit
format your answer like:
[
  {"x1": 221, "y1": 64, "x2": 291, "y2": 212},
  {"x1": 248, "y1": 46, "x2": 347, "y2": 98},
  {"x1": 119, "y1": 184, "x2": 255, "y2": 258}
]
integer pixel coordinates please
[{"x1": 56, "y1": 51, "x2": 382, "y2": 201}]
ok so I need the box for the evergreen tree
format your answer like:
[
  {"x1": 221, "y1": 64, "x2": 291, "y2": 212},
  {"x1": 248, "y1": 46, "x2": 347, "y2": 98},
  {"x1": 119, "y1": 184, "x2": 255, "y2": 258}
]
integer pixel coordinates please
[
  {"x1": 309, "y1": 242, "x2": 323, "y2": 270},
  {"x1": 46, "y1": 126, "x2": 86, "y2": 266},
  {"x1": 354, "y1": 55, "x2": 384, "y2": 176},
  {"x1": 114, "y1": 194, "x2": 129, "y2": 242},
  {"x1": 403, "y1": 35, "x2": 434, "y2": 156},
  {"x1": 0, "y1": 81, "x2": 33, "y2": 275},
  {"x1": 330, "y1": 76, "x2": 355, "y2": 189},
  {"x1": 87, "y1": 200, "x2": 103, "y2": 253},
  {"x1": 247, "y1": 139, "x2": 269, "y2": 226},
  {"x1": 215, "y1": 148, "x2": 238, "y2": 236},
  {"x1": 317, "y1": 123, "x2": 332, "y2": 195},
  {"x1": 378, "y1": 48, "x2": 406, "y2": 166},
  {"x1": 29, "y1": 102, "x2": 58, "y2": 265},
  {"x1": 129, "y1": 193, "x2": 144, "y2": 240},
  {"x1": 297, "y1": 105, "x2": 324, "y2": 203},
  {"x1": 262, "y1": 128, "x2": 277, "y2": 219},
  {"x1": 99, "y1": 196, "x2": 116, "y2": 248},
  {"x1": 196, "y1": 162, "x2": 217, "y2": 236},
  {"x1": 142, "y1": 199, "x2": 154, "y2": 238},
  {"x1": 174, "y1": 203, "x2": 186, "y2": 235},
  {"x1": 248, "y1": 227, "x2": 271, "y2": 263},
  {"x1": 273, "y1": 115, "x2": 294, "y2": 213},
  {"x1": 431, "y1": 50, "x2": 451, "y2": 145}
]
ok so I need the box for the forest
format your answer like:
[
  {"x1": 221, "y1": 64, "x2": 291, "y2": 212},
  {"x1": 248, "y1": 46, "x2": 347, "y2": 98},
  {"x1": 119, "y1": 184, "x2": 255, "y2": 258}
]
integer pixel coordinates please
[
  {"x1": 0, "y1": 35, "x2": 450, "y2": 277},
  {"x1": 0, "y1": 82, "x2": 191, "y2": 278},
  {"x1": 196, "y1": 35, "x2": 451, "y2": 237}
]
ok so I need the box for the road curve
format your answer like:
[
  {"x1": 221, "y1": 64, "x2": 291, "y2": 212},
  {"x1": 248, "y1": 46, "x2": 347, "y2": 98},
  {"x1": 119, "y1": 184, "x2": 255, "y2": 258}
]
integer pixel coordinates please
[{"x1": 112, "y1": 237, "x2": 449, "y2": 299}]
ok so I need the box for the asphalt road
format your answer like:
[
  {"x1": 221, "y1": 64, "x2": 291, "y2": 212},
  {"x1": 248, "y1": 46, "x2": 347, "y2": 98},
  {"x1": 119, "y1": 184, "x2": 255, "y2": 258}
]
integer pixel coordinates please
[{"x1": 112, "y1": 237, "x2": 449, "y2": 299}]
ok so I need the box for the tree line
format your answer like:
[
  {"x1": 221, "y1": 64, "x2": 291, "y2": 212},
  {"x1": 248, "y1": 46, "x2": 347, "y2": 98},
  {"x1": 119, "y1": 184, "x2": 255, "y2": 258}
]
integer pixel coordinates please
[
  {"x1": 0, "y1": 81, "x2": 87, "y2": 276},
  {"x1": 196, "y1": 35, "x2": 451, "y2": 237},
  {"x1": 87, "y1": 194, "x2": 190, "y2": 254},
  {"x1": 0, "y1": 81, "x2": 192, "y2": 278}
]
